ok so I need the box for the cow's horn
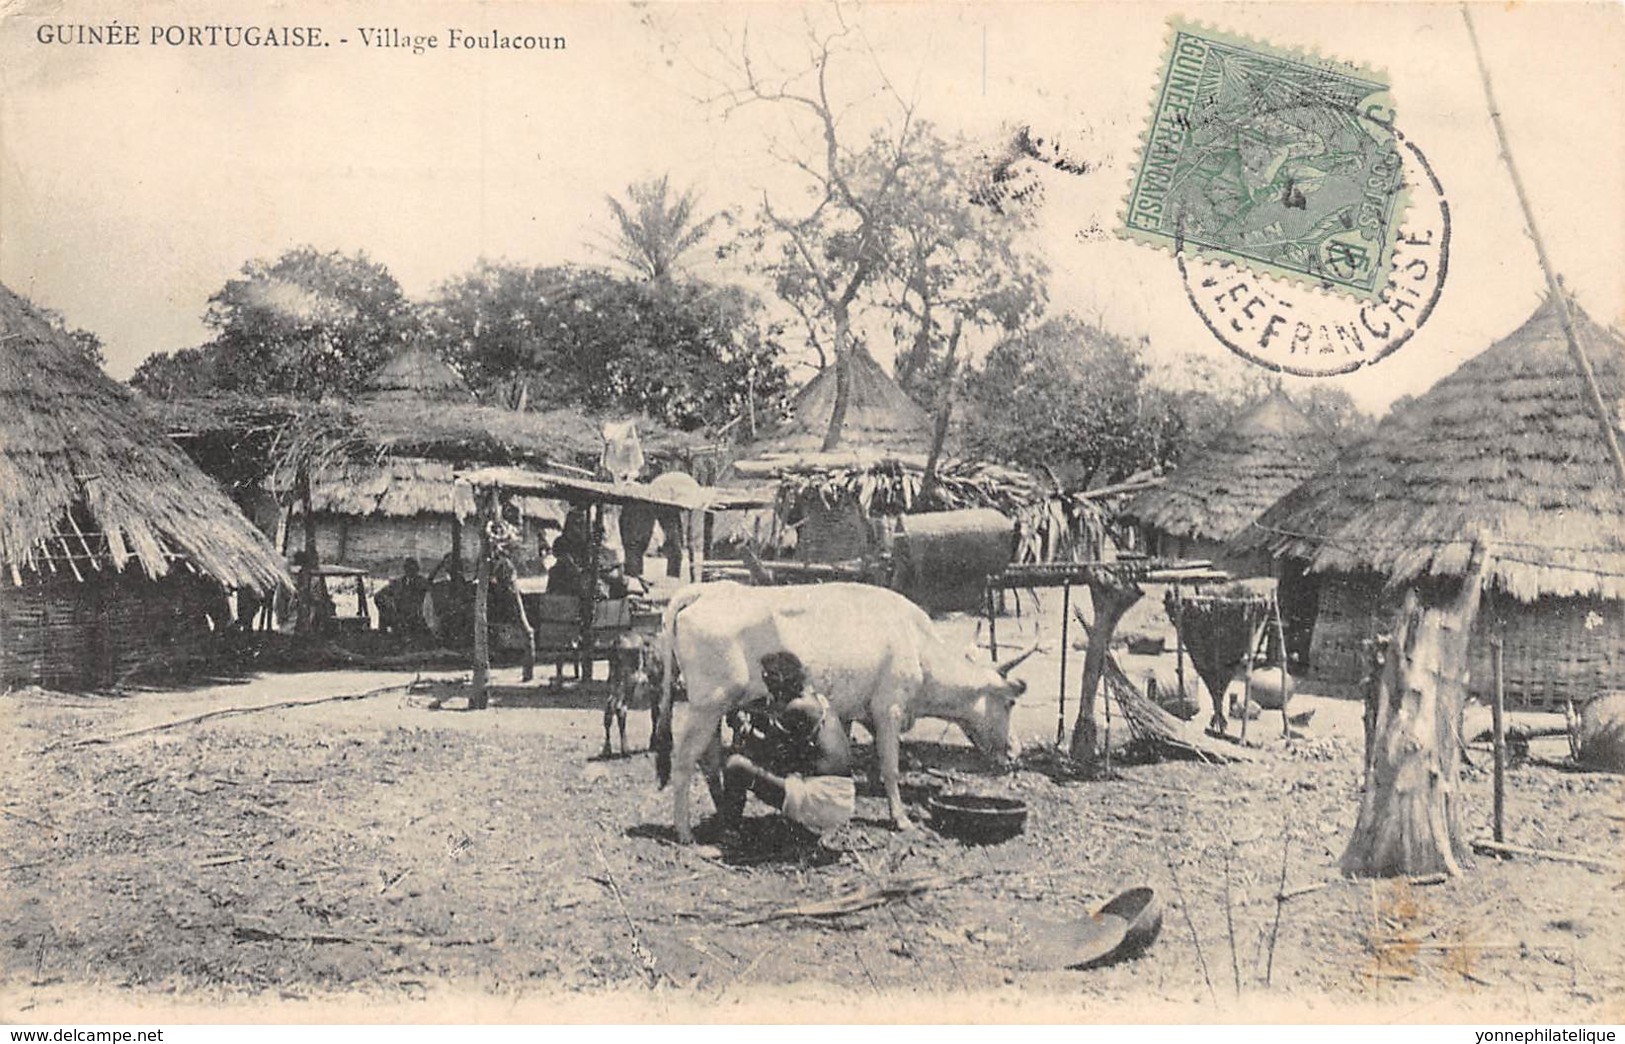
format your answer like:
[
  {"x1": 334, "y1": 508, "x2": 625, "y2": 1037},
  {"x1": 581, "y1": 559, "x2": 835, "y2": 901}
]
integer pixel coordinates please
[{"x1": 996, "y1": 641, "x2": 1040, "y2": 678}]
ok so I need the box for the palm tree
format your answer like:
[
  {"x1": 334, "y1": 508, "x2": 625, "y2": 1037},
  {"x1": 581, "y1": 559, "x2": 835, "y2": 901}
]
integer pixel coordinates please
[{"x1": 602, "y1": 175, "x2": 722, "y2": 284}]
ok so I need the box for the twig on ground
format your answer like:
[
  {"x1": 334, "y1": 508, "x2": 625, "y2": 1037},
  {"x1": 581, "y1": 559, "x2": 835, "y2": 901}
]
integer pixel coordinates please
[
  {"x1": 379, "y1": 868, "x2": 411, "y2": 894},
  {"x1": 853, "y1": 944, "x2": 882, "y2": 995},
  {"x1": 45, "y1": 684, "x2": 413, "y2": 751},
  {"x1": 1, "y1": 808, "x2": 56, "y2": 831},
  {"x1": 1470, "y1": 838, "x2": 1618, "y2": 872},
  {"x1": 1277, "y1": 881, "x2": 1332, "y2": 901},
  {"x1": 1264, "y1": 811, "x2": 1291, "y2": 986},
  {"x1": 731, "y1": 872, "x2": 976, "y2": 927},
  {"x1": 1223, "y1": 845, "x2": 1242, "y2": 997},
  {"x1": 591, "y1": 837, "x2": 659, "y2": 987},
  {"x1": 1167, "y1": 855, "x2": 1217, "y2": 1007},
  {"x1": 232, "y1": 924, "x2": 490, "y2": 947},
  {"x1": 195, "y1": 854, "x2": 248, "y2": 868}
]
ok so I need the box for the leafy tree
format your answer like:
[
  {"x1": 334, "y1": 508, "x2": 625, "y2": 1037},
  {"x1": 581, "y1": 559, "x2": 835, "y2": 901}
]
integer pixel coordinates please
[
  {"x1": 130, "y1": 345, "x2": 223, "y2": 398},
  {"x1": 602, "y1": 175, "x2": 724, "y2": 283},
  {"x1": 885, "y1": 131, "x2": 1047, "y2": 403},
  {"x1": 133, "y1": 247, "x2": 416, "y2": 400},
  {"x1": 961, "y1": 317, "x2": 1178, "y2": 489},
  {"x1": 421, "y1": 260, "x2": 788, "y2": 432}
]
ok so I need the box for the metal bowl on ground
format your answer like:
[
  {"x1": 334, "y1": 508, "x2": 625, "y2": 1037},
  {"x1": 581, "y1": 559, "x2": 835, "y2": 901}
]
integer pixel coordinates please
[
  {"x1": 927, "y1": 793, "x2": 1028, "y2": 844},
  {"x1": 1018, "y1": 886, "x2": 1164, "y2": 970},
  {"x1": 1097, "y1": 886, "x2": 1163, "y2": 960}
]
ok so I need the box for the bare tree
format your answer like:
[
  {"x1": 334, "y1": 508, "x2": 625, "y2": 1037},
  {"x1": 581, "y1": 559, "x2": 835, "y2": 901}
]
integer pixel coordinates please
[{"x1": 716, "y1": 15, "x2": 921, "y2": 450}]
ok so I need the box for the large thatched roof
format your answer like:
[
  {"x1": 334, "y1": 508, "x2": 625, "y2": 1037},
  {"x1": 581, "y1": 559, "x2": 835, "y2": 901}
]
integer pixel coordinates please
[
  {"x1": 1238, "y1": 297, "x2": 1625, "y2": 601},
  {"x1": 1125, "y1": 391, "x2": 1337, "y2": 543},
  {"x1": 755, "y1": 347, "x2": 933, "y2": 459},
  {"x1": 0, "y1": 285, "x2": 289, "y2": 591}
]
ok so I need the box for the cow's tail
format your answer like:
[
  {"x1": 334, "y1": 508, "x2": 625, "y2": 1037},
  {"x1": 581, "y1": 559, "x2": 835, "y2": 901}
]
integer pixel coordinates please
[{"x1": 654, "y1": 583, "x2": 706, "y2": 788}]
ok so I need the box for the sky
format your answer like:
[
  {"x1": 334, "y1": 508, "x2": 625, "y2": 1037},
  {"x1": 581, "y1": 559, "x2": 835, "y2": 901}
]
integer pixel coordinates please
[{"x1": 2, "y1": 0, "x2": 1622, "y2": 413}]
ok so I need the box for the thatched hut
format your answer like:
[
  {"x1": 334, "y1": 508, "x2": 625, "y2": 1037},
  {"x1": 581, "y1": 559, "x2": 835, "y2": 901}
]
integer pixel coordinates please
[
  {"x1": 1125, "y1": 390, "x2": 1337, "y2": 574},
  {"x1": 733, "y1": 347, "x2": 937, "y2": 561},
  {"x1": 1237, "y1": 297, "x2": 1625, "y2": 710},
  {"x1": 0, "y1": 285, "x2": 289, "y2": 689}
]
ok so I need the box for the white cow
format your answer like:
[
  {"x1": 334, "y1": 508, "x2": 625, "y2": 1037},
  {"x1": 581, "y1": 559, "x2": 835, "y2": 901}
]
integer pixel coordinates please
[{"x1": 653, "y1": 581, "x2": 1035, "y2": 843}]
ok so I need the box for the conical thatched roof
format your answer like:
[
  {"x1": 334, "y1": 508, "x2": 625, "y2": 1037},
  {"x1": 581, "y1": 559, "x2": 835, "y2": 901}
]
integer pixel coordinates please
[
  {"x1": 757, "y1": 347, "x2": 933, "y2": 458},
  {"x1": 1238, "y1": 297, "x2": 1625, "y2": 601},
  {"x1": 1126, "y1": 391, "x2": 1337, "y2": 543},
  {"x1": 0, "y1": 285, "x2": 289, "y2": 591},
  {"x1": 363, "y1": 344, "x2": 471, "y2": 402}
]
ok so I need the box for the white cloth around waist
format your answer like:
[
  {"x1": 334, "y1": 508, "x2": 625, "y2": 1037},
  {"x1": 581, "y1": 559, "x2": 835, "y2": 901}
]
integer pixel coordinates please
[{"x1": 782, "y1": 774, "x2": 856, "y2": 834}]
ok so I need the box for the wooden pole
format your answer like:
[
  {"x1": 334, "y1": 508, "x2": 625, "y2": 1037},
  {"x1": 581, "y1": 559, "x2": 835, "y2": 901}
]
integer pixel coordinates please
[
  {"x1": 1174, "y1": 584, "x2": 1188, "y2": 711},
  {"x1": 1057, "y1": 581, "x2": 1071, "y2": 747},
  {"x1": 471, "y1": 490, "x2": 492, "y2": 710},
  {"x1": 987, "y1": 582, "x2": 999, "y2": 661},
  {"x1": 1237, "y1": 607, "x2": 1258, "y2": 744},
  {"x1": 1273, "y1": 597, "x2": 1291, "y2": 738},
  {"x1": 1461, "y1": 5, "x2": 1625, "y2": 486},
  {"x1": 1491, "y1": 633, "x2": 1507, "y2": 843}
]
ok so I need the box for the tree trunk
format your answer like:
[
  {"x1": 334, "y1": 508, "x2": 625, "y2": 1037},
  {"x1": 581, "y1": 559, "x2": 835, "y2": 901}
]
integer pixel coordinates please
[
  {"x1": 822, "y1": 308, "x2": 853, "y2": 452},
  {"x1": 1068, "y1": 578, "x2": 1144, "y2": 765},
  {"x1": 1340, "y1": 546, "x2": 1490, "y2": 878},
  {"x1": 920, "y1": 315, "x2": 964, "y2": 505}
]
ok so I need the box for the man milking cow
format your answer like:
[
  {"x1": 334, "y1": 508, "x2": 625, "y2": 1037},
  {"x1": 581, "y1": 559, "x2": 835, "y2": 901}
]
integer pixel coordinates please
[{"x1": 717, "y1": 650, "x2": 856, "y2": 839}]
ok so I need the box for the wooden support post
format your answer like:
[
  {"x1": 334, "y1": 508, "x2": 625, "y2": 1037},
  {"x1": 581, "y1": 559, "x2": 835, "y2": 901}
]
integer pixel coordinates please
[
  {"x1": 471, "y1": 490, "x2": 493, "y2": 711},
  {"x1": 1491, "y1": 634, "x2": 1507, "y2": 844},
  {"x1": 1238, "y1": 608, "x2": 1259, "y2": 745},
  {"x1": 987, "y1": 582, "x2": 999, "y2": 660},
  {"x1": 1174, "y1": 584, "x2": 1188, "y2": 708},
  {"x1": 1057, "y1": 582, "x2": 1071, "y2": 747},
  {"x1": 1273, "y1": 598, "x2": 1291, "y2": 738},
  {"x1": 295, "y1": 470, "x2": 319, "y2": 636},
  {"x1": 1069, "y1": 578, "x2": 1144, "y2": 767},
  {"x1": 584, "y1": 502, "x2": 603, "y2": 681}
]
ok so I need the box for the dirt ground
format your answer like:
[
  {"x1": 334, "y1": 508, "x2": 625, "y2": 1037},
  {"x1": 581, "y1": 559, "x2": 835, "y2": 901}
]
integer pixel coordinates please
[{"x1": 3, "y1": 594, "x2": 1623, "y2": 1024}]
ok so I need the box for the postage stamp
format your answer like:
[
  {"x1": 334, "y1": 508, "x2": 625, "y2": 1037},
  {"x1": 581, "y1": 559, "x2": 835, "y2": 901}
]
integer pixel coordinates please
[
  {"x1": 1178, "y1": 123, "x2": 1450, "y2": 377},
  {"x1": 1120, "y1": 21, "x2": 1406, "y2": 299}
]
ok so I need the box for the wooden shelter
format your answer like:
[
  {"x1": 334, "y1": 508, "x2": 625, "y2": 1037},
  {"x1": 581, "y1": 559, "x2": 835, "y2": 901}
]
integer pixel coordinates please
[
  {"x1": 0, "y1": 285, "x2": 289, "y2": 688},
  {"x1": 1236, "y1": 297, "x2": 1625, "y2": 710},
  {"x1": 1125, "y1": 390, "x2": 1337, "y2": 575}
]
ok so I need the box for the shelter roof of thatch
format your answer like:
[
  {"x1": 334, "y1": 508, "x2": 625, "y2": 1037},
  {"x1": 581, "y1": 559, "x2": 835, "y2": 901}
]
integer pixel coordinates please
[
  {"x1": 1125, "y1": 391, "x2": 1338, "y2": 543},
  {"x1": 1237, "y1": 297, "x2": 1625, "y2": 601},
  {"x1": 363, "y1": 344, "x2": 472, "y2": 403},
  {"x1": 159, "y1": 395, "x2": 713, "y2": 482},
  {"x1": 752, "y1": 347, "x2": 933, "y2": 460},
  {"x1": 0, "y1": 285, "x2": 289, "y2": 591},
  {"x1": 295, "y1": 457, "x2": 564, "y2": 523}
]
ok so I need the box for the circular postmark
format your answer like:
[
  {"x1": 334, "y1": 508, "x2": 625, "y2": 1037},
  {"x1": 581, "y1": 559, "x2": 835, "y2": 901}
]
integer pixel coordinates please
[{"x1": 1178, "y1": 123, "x2": 1450, "y2": 377}]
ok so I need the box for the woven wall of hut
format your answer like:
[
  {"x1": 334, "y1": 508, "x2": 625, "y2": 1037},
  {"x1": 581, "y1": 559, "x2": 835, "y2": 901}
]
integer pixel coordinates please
[
  {"x1": 1305, "y1": 572, "x2": 1625, "y2": 709},
  {"x1": 1147, "y1": 529, "x2": 1270, "y2": 577},
  {"x1": 797, "y1": 502, "x2": 872, "y2": 563},
  {"x1": 1, "y1": 573, "x2": 218, "y2": 690}
]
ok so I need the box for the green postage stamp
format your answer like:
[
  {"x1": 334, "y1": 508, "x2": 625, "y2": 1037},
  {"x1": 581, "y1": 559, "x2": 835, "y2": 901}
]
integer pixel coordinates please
[{"x1": 1121, "y1": 22, "x2": 1406, "y2": 298}]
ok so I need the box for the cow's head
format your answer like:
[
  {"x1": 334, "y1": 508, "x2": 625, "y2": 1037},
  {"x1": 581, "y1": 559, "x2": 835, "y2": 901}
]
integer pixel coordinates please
[{"x1": 957, "y1": 636, "x2": 1039, "y2": 762}]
